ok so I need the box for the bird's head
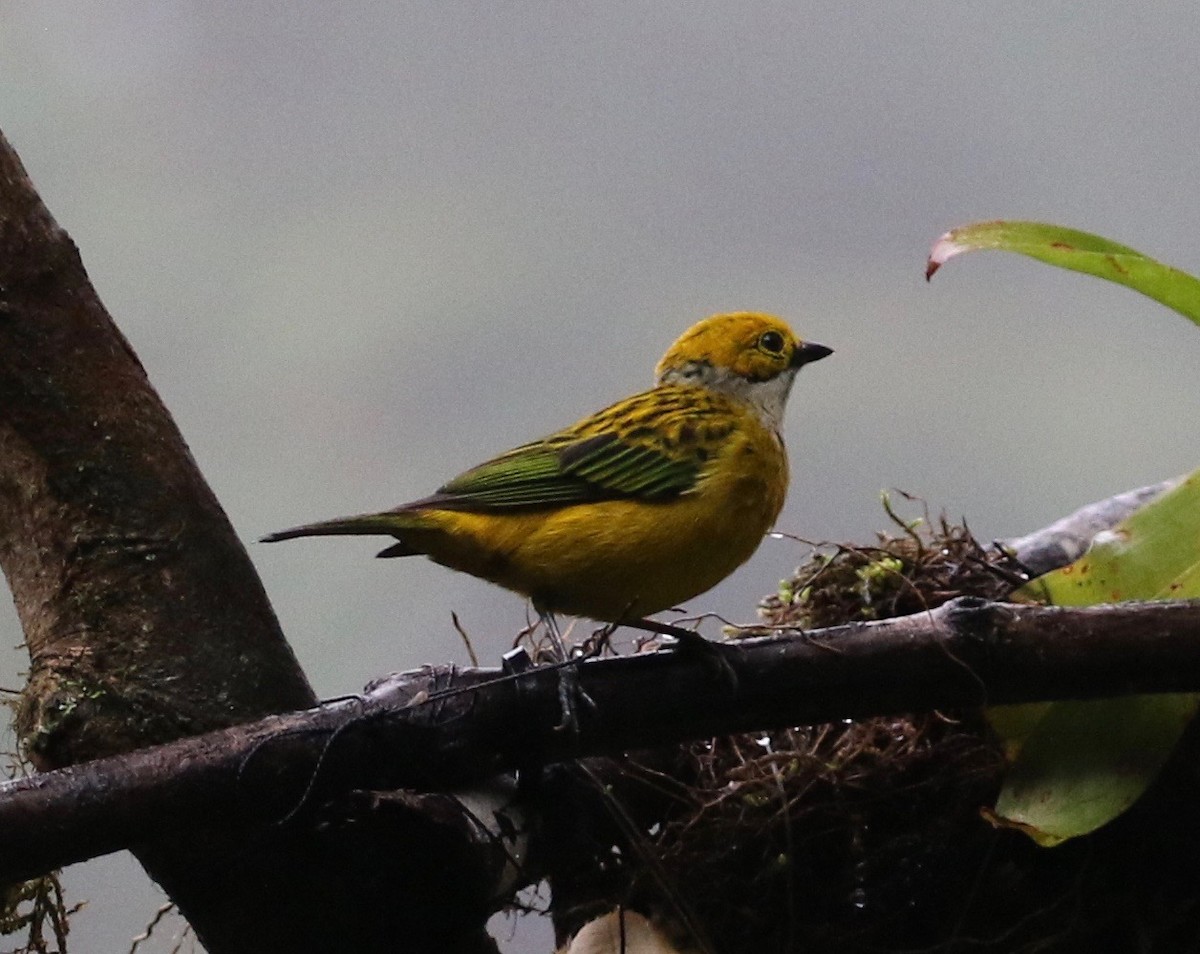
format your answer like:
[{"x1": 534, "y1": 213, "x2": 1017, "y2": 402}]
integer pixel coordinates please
[{"x1": 655, "y1": 312, "x2": 832, "y2": 430}]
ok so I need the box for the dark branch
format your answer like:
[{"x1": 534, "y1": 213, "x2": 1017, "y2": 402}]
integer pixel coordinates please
[
  {"x1": 0, "y1": 127, "x2": 498, "y2": 954},
  {"x1": 1, "y1": 596, "x2": 1196, "y2": 885}
]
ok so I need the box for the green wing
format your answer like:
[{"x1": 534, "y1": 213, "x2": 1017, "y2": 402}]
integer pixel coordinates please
[{"x1": 411, "y1": 391, "x2": 719, "y2": 512}]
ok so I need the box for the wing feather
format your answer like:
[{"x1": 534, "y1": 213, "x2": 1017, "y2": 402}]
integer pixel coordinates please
[{"x1": 408, "y1": 390, "x2": 718, "y2": 513}]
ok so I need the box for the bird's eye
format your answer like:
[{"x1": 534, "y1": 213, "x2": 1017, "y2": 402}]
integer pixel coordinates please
[{"x1": 757, "y1": 330, "x2": 786, "y2": 355}]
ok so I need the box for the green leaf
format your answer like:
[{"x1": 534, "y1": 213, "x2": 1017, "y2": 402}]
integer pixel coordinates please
[
  {"x1": 1018, "y1": 470, "x2": 1200, "y2": 605},
  {"x1": 927, "y1": 220, "x2": 1200, "y2": 329},
  {"x1": 985, "y1": 702, "x2": 1051, "y2": 761},
  {"x1": 927, "y1": 220, "x2": 1200, "y2": 845},
  {"x1": 988, "y1": 694, "x2": 1200, "y2": 847},
  {"x1": 990, "y1": 469, "x2": 1200, "y2": 845}
]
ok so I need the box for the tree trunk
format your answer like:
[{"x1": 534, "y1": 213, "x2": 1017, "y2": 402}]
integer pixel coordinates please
[{"x1": 0, "y1": 128, "x2": 496, "y2": 954}]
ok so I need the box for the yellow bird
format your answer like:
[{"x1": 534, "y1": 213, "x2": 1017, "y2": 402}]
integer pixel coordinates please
[{"x1": 263, "y1": 312, "x2": 830, "y2": 650}]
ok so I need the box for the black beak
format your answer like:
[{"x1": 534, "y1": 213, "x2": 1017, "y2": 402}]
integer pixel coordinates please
[{"x1": 792, "y1": 341, "x2": 833, "y2": 368}]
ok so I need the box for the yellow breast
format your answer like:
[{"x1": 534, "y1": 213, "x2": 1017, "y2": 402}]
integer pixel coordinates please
[{"x1": 404, "y1": 399, "x2": 788, "y2": 621}]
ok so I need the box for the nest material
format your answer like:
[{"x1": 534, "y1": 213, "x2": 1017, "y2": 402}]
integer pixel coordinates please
[
  {"x1": 756, "y1": 507, "x2": 1014, "y2": 630},
  {"x1": 0, "y1": 873, "x2": 74, "y2": 953},
  {"x1": 544, "y1": 506, "x2": 1200, "y2": 953},
  {"x1": 639, "y1": 512, "x2": 1013, "y2": 952}
]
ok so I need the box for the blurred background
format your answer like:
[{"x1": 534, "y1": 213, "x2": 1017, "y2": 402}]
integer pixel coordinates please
[{"x1": 2, "y1": 2, "x2": 1199, "y2": 950}]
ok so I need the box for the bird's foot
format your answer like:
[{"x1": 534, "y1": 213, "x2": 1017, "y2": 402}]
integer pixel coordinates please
[
  {"x1": 535, "y1": 611, "x2": 599, "y2": 735},
  {"x1": 624, "y1": 617, "x2": 740, "y2": 694},
  {"x1": 553, "y1": 661, "x2": 597, "y2": 736},
  {"x1": 504, "y1": 642, "x2": 596, "y2": 735}
]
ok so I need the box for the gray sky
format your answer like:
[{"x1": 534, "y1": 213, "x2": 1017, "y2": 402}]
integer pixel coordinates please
[{"x1": 3, "y1": 2, "x2": 1200, "y2": 950}]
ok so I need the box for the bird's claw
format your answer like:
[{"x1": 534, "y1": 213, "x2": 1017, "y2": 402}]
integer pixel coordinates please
[
  {"x1": 668, "y1": 630, "x2": 740, "y2": 694},
  {"x1": 553, "y1": 662, "x2": 597, "y2": 735}
]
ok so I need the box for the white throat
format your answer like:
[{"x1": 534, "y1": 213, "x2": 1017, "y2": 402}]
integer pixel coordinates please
[{"x1": 659, "y1": 362, "x2": 798, "y2": 432}]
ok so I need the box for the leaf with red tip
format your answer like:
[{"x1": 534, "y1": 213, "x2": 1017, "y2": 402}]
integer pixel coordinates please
[{"x1": 926, "y1": 220, "x2": 1200, "y2": 328}]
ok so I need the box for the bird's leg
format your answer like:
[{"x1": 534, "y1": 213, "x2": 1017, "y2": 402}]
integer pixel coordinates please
[
  {"x1": 539, "y1": 609, "x2": 571, "y2": 663},
  {"x1": 539, "y1": 610, "x2": 596, "y2": 734},
  {"x1": 621, "y1": 616, "x2": 740, "y2": 693}
]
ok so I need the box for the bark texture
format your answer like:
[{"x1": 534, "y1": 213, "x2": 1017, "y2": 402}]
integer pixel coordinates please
[
  {"x1": 0, "y1": 130, "x2": 499, "y2": 954},
  {"x1": 0, "y1": 131, "x2": 314, "y2": 764}
]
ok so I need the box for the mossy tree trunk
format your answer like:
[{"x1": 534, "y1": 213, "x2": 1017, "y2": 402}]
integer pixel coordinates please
[{"x1": 0, "y1": 129, "x2": 497, "y2": 954}]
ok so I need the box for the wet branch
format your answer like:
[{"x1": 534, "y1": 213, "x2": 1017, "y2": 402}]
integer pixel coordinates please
[{"x1": 0, "y1": 596, "x2": 1197, "y2": 885}]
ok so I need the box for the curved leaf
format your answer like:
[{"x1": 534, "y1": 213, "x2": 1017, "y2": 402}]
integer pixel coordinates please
[
  {"x1": 987, "y1": 694, "x2": 1200, "y2": 847},
  {"x1": 927, "y1": 220, "x2": 1200, "y2": 329},
  {"x1": 990, "y1": 468, "x2": 1200, "y2": 845}
]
